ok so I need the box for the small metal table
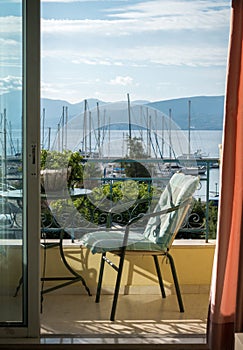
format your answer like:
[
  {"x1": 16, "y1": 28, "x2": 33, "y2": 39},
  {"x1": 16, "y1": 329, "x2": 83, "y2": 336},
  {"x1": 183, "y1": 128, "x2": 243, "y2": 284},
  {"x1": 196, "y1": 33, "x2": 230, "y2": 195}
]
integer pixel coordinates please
[{"x1": 0, "y1": 188, "x2": 92, "y2": 302}]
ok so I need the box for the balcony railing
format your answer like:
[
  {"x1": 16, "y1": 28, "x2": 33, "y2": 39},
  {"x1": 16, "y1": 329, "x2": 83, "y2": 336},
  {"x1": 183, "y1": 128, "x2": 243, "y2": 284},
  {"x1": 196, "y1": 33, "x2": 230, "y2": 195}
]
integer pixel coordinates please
[
  {"x1": 42, "y1": 157, "x2": 219, "y2": 243},
  {"x1": 0, "y1": 157, "x2": 219, "y2": 242}
]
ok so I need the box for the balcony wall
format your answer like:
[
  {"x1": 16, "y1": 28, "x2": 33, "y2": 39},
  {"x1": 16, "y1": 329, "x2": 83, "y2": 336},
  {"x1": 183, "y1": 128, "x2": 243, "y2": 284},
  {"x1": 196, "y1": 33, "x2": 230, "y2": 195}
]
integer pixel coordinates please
[
  {"x1": 39, "y1": 239, "x2": 215, "y2": 296},
  {"x1": 1, "y1": 240, "x2": 215, "y2": 297},
  {"x1": 1, "y1": 240, "x2": 215, "y2": 294}
]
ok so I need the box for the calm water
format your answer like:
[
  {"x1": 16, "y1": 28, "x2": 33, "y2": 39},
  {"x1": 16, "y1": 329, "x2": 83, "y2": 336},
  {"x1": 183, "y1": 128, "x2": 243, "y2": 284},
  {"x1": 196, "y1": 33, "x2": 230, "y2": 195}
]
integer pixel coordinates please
[
  {"x1": 5, "y1": 128, "x2": 222, "y2": 158},
  {"x1": 49, "y1": 128, "x2": 222, "y2": 158}
]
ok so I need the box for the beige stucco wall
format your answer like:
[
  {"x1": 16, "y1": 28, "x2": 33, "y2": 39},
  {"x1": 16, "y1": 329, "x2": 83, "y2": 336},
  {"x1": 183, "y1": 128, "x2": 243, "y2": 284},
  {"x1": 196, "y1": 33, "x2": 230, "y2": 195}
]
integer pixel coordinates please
[
  {"x1": 0, "y1": 240, "x2": 215, "y2": 296},
  {"x1": 40, "y1": 240, "x2": 215, "y2": 295}
]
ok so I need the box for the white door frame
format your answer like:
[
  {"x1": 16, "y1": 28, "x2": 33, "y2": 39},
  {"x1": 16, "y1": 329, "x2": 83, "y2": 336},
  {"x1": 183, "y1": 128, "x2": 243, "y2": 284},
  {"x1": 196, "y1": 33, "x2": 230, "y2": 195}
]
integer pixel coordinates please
[
  {"x1": 24, "y1": 0, "x2": 41, "y2": 337},
  {"x1": 0, "y1": 0, "x2": 40, "y2": 338}
]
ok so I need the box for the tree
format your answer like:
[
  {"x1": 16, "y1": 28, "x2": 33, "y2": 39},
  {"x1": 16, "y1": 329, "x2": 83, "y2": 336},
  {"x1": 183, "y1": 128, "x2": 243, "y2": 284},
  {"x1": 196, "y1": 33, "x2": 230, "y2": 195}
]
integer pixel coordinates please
[
  {"x1": 122, "y1": 136, "x2": 152, "y2": 181},
  {"x1": 41, "y1": 149, "x2": 85, "y2": 189}
]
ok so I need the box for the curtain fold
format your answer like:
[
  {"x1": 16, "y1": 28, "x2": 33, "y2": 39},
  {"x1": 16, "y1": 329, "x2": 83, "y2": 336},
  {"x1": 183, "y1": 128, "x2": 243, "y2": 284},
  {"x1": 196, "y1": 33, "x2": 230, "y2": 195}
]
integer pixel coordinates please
[{"x1": 207, "y1": 1, "x2": 243, "y2": 349}]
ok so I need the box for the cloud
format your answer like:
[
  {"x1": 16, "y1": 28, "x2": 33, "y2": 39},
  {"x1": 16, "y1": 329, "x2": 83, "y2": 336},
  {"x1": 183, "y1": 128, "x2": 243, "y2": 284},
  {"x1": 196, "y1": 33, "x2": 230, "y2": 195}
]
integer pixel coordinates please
[
  {"x1": 41, "y1": 1, "x2": 230, "y2": 36},
  {"x1": 40, "y1": 0, "x2": 230, "y2": 71},
  {"x1": 41, "y1": 81, "x2": 63, "y2": 96},
  {"x1": 109, "y1": 76, "x2": 133, "y2": 86},
  {"x1": 136, "y1": 45, "x2": 227, "y2": 67},
  {"x1": 0, "y1": 76, "x2": 22, "y2": 94},
  {"x1": 0, "y1": 36, "x2": 22, "y2": 70},
  {"x1": 42, "y1": 40, "x2": 227, "y2": 68},
  {"x1": 39, "y1": 0, "x2": 230, "y2": 102},
  {"x1": 0, "y1": 38, "x2": 19, "y2": 47},
  {"x1": 71, "y1": 58, "x2": 112, "y2": 66},
  {"x1": 71, "y1": 57, "x2": 123, "y2": 67},
  {"x1": 42, "y1": 0, "x2": 103, "y2": 2},
  {"x1": 41, "y1": 0, "x2": 69, "y2": 2},
  {"x1": 108, "y1": 0, "x2": 229, "y2": 19},
  {"x1": 42, "y1": 0, "x2": 75, "y2": 2},
  {"x1": 0, "y1": 16, "x2": 21, "y2": 33},
  {"x1": 41, "y1": 18, "x2": 124, "y2": 35}
]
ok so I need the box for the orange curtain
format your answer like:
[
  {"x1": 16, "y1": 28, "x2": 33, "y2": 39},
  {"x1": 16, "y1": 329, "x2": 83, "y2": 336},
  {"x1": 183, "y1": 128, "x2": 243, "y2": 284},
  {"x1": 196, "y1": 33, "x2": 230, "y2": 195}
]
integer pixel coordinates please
[{"x1": 207, "y1": 1, "x2": 243, "y2": 349}]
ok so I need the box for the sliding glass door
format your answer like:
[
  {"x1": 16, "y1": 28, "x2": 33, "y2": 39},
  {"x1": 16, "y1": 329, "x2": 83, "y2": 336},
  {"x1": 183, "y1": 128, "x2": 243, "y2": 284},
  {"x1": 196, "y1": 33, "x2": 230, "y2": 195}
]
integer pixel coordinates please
[{"x1": 0, "y1": 0, "x2": 40, "y2": 337}]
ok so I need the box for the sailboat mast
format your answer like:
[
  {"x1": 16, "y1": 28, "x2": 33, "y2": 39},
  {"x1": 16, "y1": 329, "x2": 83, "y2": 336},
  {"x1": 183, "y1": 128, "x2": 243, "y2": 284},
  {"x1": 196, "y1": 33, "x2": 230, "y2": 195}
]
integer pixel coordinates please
[
  {"x1": 162, "y1": 114, "x2": 165, "y2": 156},
  {"x1": 48, "y1": 127, "x2": 51, "y2": 150},
  {"x1": 65, "y1": 106, "x2": 68, "y2": 150},
  {"x1": 97, "y1": 102, "x2": 100, "y2": 150},
  {"x1": 89, "y1": 111, "x2": 92, "y2": 154},
  {"x1": 169, "y1": 108, "x2": 172, "y2": 160},
  {"x1": 148, "y1": 113, "x2": 151, "y2": 158},
  {"x1": 57, "y1": 122, "x2": 60, "y2": 152},
  {"x1": 108, "y1": 116, "x2": 111, "y2": 158},
  {"x1": 9, "y1": 121, "x2": 15, "y2": 155},
  {"x1": 42, "y1": 108, "x2": 45, "y2": 149},
  {"x1": 146, "y1": 107, "x2": 149, "y2": 155},
  {"x1": 127, "y1": 93, "x2": 132, "y2": 140},
  {"x1": 83, "y1": 99, "x2": 87, "y2": 154},
  {"x1": 188, "y1": 100, "x2": 191, "y2": 157},
  {"x1": 3, "y1": 109, "x2": 7, "y2": 180},
  {"x1": 62, "y1": 106, "x2": 65, "y2": 152}
]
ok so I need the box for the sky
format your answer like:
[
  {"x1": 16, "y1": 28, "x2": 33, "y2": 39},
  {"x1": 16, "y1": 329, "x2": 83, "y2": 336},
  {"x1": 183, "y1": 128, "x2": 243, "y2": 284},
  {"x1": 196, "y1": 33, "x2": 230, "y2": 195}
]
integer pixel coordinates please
[{"x1": 0, "y1": 0, "x2": 231, "y2": 104}]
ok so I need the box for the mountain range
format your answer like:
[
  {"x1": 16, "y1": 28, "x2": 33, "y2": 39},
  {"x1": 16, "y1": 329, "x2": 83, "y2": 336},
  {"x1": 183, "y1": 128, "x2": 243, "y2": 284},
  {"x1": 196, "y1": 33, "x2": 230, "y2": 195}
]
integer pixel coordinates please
[
  {"x1": 0, "y1": 91, "x2": 224, "y2": 130},
  {"x1": 148, "y1": 95, "x2": 224, "y2": 130}
]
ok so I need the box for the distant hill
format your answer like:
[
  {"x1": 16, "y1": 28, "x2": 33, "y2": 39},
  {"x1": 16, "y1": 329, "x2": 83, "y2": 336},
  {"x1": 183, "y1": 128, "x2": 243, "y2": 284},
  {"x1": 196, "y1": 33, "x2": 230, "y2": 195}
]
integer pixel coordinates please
[
  {"x1": 41, "y1": 97, "x2": 107, "y2": 128},
  {"x1": 0, "y1": 91, "x2": 108, "y2": 129},
  {"x1": 0, "y1": 91, "x2": 224, "y2": 130},
  {"x1": 147, "y1": 96, "x2": 224, "y2": 130},
  {"x1": 0, "y1": 91, "x2": 22, "y2": 128}
]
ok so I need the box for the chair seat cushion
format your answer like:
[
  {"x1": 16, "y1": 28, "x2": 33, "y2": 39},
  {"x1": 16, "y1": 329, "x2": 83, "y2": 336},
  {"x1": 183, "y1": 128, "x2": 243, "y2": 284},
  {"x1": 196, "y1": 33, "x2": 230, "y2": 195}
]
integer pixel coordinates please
[{"x1": 80, "y1": 230, "x2": 164, "y2": 254}]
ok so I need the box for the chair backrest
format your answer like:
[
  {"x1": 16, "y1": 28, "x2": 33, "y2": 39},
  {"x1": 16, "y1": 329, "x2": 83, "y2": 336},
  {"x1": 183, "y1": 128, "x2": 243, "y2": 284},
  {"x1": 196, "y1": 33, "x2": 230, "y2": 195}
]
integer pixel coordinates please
[{"x1": 143, "y1": 172, "x2": 199, "y2": 250}]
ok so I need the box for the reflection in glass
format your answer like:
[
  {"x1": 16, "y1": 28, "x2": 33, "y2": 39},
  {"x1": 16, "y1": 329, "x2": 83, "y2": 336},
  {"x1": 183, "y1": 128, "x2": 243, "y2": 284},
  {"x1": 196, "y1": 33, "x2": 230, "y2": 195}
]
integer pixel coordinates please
[{"x1": 0, "y1": 0, "x2": 23, "y2": 323}]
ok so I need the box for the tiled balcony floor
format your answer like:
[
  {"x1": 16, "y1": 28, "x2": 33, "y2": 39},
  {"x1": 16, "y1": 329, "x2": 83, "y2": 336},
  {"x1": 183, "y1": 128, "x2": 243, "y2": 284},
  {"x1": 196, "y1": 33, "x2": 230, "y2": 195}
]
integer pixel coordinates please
[{"x1": 40, "y1": 293, "x2": 209, "y2": 345}]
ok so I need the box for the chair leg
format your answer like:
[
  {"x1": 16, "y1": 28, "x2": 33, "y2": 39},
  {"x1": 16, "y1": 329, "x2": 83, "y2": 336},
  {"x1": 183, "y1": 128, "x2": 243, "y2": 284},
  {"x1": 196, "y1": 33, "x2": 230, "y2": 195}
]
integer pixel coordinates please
[
  {"x1": 110, "y1": 249, "x2": 125, "y2": 321},
  {"x1": 153, "y1": 256, "x2": 166, "y2": 298},
  {"x1": 95, "y1": 252, "x2": 106, "y2": 303},
  {"x1": 167, "y1": 252, "x2": 184, "y2": 312},
  {"x1": 13, "y1": 276, "x2": 23, "y2": 297}
]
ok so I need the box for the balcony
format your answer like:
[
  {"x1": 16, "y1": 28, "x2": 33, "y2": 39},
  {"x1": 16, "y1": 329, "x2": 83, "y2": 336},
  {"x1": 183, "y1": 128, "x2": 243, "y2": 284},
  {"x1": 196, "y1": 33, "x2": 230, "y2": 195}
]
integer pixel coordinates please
[
  {"x1": 1, "y1": 156, "x2": 218, "y2": 347},
  {"x1": 0, "y1": 238, "x2": 214, "y2": 349},
  {"x1": 38, "y1": 239, "x2": 214, "y2": 346},
  {"x1": 1, "y1": 238, "x2": 214, "y2": 346}
]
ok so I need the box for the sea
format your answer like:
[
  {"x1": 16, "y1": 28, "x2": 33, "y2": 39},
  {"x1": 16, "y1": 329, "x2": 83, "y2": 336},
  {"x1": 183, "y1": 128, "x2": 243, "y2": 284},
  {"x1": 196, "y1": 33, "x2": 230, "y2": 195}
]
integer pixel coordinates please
[
  {"x1": 46, "y1": 128, "x2": 223, "y2": 158},
  {"x1": 7, "y1": 129, "x2": 222, "y2": 158}
]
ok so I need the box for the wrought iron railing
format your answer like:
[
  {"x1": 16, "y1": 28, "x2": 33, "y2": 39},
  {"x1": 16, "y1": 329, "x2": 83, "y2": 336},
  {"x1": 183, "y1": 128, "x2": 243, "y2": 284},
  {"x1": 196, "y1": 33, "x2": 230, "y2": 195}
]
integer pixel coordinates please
[{"x1": 1, "y1": 158, "x2": 220, "y2": 242}]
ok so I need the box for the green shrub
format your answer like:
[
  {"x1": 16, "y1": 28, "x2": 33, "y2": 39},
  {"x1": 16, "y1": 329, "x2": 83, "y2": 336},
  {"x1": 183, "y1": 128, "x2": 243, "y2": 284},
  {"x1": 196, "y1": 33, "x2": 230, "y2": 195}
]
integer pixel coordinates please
[{"x1": 71, "y1": 181, "x2": 160, "y2": 227}]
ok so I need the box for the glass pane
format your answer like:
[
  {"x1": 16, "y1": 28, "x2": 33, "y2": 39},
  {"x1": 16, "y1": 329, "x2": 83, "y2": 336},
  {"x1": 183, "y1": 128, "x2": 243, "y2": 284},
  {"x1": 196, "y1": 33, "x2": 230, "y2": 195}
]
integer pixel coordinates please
[{"x1": 0, "y1": 0, "x2": 24, "y2": 324}]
